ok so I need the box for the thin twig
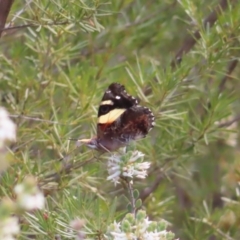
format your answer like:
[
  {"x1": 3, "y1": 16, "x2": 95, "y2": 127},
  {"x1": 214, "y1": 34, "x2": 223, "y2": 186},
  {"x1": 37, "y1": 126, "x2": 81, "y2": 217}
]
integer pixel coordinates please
[
  {"x1": 0, "y1": 0, "x2": 15, "y2": 37},
  {"x1": 218, "y1": 114, "x2": 240, "y2": 128},
  {"x1": 126, "y1": 179, "x2": 136, "y2": 216},
  {"x1": 0, "y1": 20, "x2": 69, "y2": 32},
  {"x1": 140, "y1": 173, "x2": 164, "y2": 202},
  {"x1": 5, "y1": 0, "x2": 33, "y2": 29},
  {"x1": 218, "y1": 58, "x2": 238, "y2": 93},
  {"x1": 190, "y1": 217, "x2": 235, "y2": 240},
  {"x1": 9, "y1": 114, "x2": 61, "y2": 124}
]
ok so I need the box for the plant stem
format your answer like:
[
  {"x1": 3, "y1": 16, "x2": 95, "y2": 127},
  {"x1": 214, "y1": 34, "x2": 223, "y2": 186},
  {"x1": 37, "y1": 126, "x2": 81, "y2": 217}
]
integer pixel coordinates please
[{"x1": 126, "y1": 179, "x2": 136, "y2": 216}]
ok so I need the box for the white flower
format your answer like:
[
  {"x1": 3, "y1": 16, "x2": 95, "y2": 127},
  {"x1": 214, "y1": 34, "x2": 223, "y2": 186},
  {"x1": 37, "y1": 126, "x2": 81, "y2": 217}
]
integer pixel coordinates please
[
  {"x1": 105, "y1": 210, "x2": 176, "y2": 240},
  {"x1": 0, "y1": 216, "x2": 20, "y2": 240},
  {"x1": 143, "y1": 230, "x2": 168, "y2": 240},
  {"x1": 109, "y1": 231, "x2": 134, "y2": 240},
  {"x1": 18, "y1": 191, "x2": 45, "y2": 210},
  {"x1": 14, "y1": 177, "x2": 45, "y2": 210},
  {"x1": 107, "y1": 151, "x2": 150, "y2": 185},
  {"x1": 1, "y1": 236, "x2": 16, "y2": 240},
  {"x1": 0, "y1": 107, "x2": 16, "y2": 148},
  {"x1": 70, "y1": 218, "x2": 86, "y2": 240}
]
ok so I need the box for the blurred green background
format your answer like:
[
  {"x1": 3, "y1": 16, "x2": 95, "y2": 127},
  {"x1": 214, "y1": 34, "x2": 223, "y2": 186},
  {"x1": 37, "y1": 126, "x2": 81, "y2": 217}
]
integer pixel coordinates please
[{"x1": 1, "y1": 0, "x2": 240, "y2": 239}]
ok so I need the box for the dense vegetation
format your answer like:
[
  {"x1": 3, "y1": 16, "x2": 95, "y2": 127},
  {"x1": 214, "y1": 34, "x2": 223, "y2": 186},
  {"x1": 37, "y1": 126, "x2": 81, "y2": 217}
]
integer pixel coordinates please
[{"x1": 0, "y1": 0, "x2": 240, "y2": 239}]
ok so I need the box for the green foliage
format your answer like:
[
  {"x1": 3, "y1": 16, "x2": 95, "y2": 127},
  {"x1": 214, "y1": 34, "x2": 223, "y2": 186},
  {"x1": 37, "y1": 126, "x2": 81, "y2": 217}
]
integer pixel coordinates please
[{"x1": 1, "y1": 0, "x2": 240, "y2": 239}]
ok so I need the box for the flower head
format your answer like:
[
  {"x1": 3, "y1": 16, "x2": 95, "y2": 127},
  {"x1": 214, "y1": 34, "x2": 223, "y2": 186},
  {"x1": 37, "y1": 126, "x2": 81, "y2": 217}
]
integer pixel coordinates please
[
  {"x1": 0, "y1": 107, "x2": 16, "y2": 148},
  {"x1": 70, "y1": 218, "x2": 85, "y2": 240},
  {"x1": 107, "y1": 150, "x2": 150, "y2": 185},
  {"x1": 0, "y1": 216, "x2": 20, "y2": 240},
  {"x1": 105, "y1": 210, "x2": 176, "y2": 240},
  {"x1": 14, "y1": 176, "x2": 45, "y2": 211}
]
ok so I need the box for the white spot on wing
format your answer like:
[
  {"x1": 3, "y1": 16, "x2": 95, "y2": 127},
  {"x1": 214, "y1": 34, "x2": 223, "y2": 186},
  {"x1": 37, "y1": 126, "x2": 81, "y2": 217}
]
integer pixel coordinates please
[
  {"x1": 101, "y1": 100, "x2": 114, "y2": 105},
  {"x1": 115, "y1": 96, "x2": 121, "y2": 99}
]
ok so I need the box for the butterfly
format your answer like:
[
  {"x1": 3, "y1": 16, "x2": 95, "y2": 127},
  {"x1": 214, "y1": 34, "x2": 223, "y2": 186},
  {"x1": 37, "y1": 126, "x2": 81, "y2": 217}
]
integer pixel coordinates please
[{"x1": 79, "y1": 83, "x2": 155, "y2": 152}]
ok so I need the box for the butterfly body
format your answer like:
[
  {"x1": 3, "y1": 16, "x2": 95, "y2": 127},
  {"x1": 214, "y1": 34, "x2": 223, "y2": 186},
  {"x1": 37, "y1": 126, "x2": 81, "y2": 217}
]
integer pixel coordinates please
[{"x1": 79, "y1": 83, "x2": 155, "y2": 152}]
